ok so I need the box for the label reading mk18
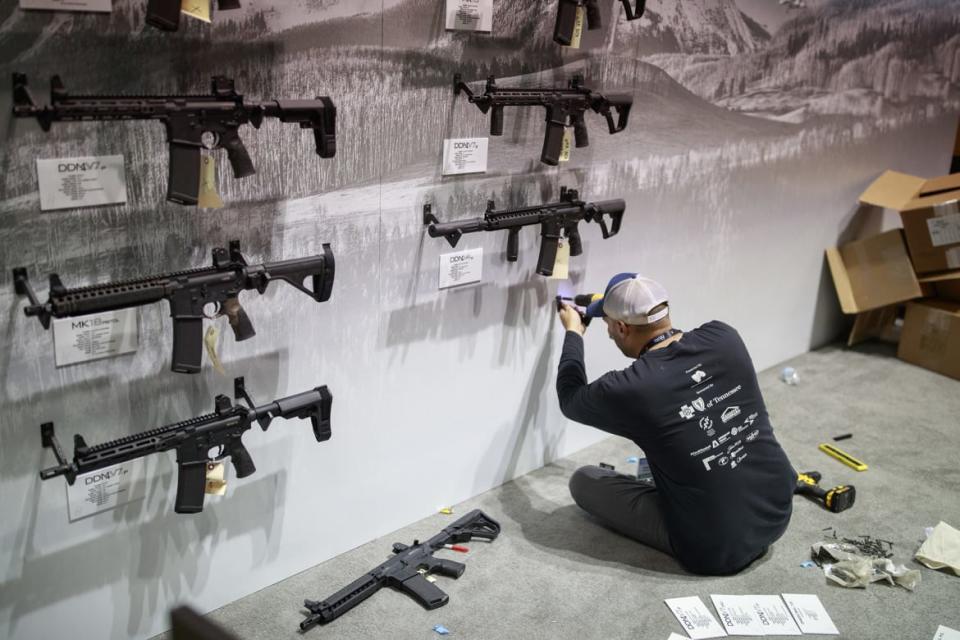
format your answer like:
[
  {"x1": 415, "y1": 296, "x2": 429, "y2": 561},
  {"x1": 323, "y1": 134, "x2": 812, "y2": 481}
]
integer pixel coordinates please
[{"x1": 52, "y1": 308, "x2": 139, "y2": 367}]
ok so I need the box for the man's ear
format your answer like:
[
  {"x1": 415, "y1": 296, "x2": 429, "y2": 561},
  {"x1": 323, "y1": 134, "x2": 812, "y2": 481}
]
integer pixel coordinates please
[{"x1": 615, "y1": 320, "x2": 629, "y2": 338}]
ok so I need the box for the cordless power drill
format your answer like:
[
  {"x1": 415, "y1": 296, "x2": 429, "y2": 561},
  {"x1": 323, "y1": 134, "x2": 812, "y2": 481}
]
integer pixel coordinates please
[
  {"x1": 556, "y1": 294, "x2": 602, "y2": 327},
  {"x1": 795, "y1": 471, "x2": 856, "y2": 513}
]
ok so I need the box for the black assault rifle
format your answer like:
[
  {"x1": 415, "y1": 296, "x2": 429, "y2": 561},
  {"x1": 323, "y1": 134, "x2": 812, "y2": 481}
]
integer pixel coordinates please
[
  {"x1": 147, "y1": 0, "x2": 241, "y2": 31},
  {"x1": 12, "y1": 73, "x2": 336, "y2": 205},
  {"x1": 425, "y1": 187, "x2": 625, "y2": 276},
  {"x1": 39, "y1": 377, "x2": 332, "y2": 514},
  {"x1": 12, "y1": 242, "x2": 335, "y2": 374},
  {"x1": 453, "y1": 73, "x2": 632, "y2": 165},
  {"x1": 554, "y1": 1, "x2": 646, "y2": 46},
  {"x1": 300, "y1": 510, "x2": 500, "y2": 630}
]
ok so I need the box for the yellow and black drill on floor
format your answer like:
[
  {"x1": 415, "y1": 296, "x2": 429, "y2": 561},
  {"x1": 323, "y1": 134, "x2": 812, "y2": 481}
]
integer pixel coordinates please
[{"x1": 796, "y1": 471, "x2": 856, "y2": 513}]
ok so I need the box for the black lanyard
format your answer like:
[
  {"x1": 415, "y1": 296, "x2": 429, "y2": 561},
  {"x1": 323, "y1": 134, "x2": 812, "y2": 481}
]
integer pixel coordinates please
[{"x1": 640, "y1": 329, "x2": 681, "y2": 355}]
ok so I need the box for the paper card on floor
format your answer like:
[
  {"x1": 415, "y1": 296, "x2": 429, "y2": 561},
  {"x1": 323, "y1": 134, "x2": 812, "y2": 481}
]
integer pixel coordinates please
[
  {"x1": 667, "y1": 634, "x2": 689, "y2": 640},
  {"x1": 710, "y1": 595, "x2": 767, "y2": 636},
  {"x1": 664, "y1": 596, "x2": 727, "y2": 639},
  {"x1": 746, "y1": 596, "x2": 801, "y2": 635},
  {"x1": 934, "y1": 626, "x2": 960, "y2": 640},
  {"x1": 781, "y1": 594, "x2": 839, "y2": 635}
]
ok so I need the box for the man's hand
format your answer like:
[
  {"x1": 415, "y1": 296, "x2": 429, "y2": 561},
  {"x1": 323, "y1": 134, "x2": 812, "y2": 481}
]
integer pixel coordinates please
[{"x1": 558, "y1": 302, "x2": 586, "y2": 335}]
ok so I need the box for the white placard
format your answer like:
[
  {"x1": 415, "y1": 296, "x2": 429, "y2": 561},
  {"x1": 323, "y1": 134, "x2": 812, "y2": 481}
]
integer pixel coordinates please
[
  {"x1": 439, "y1": 248, "x2": 483, "y2": 289},
  {"x1": 20, "y1": 0, "x2": 110, "y2": 11},
  {"x1": 442, "y1": 138, "x2": 488, "y2": 176},
  {"x1": 664, "y1": 596, "x2": 727, "y2": 639},
  {"x1": 746, "y1": 595, "x2": 802, "y2": 635},
  {"x1": 53, "y1": 308, "x2": 139, "y2": 367},
  {"x1": 710, "y1": 595, "x2": 768, "y2": 636},
  {"x1": 781, "y1": 594, "x2": 839, "y2": 635},
  {"x1": 67, "y1": 459, "x2": 146, "y2": 521},
  {"x1": 37, "y1": 155, "x2": 127, "y2": 210},
  {"x1": 927, "y1": 213, "x2": 960, "y2": 247},
  {"x1": 445, "y1": 0, "x2": 492, "y2": 31},
  {"x1": 934, "y1": 625, "x2": 960, "y2": 640},
  {"x1": 667, "y1": 635, "x2": 689, "y2": 640}
]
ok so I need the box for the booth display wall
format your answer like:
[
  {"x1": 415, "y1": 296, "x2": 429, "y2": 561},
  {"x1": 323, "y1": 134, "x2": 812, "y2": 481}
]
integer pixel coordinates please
[{"x1": 1, "y1": 1, "x2": 958, "y2": 639}]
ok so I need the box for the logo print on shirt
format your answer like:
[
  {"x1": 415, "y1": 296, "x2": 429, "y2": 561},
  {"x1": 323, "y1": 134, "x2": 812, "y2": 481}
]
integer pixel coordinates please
[
  {"x1": 691, "y1": 370, "x2": 707, "y2": 383},
  {"x1": 699, "y1": 416, "x2": 715, "y2": 436},
  {"x1": 721, "y1": 406, "x2": 741, "y2": 423},
  {"x1": 679, "y1": 405, "x2": 695, "y2": 420},
  {"x1": 692, "y1": 397, "x2": 706, "y2": 412}
]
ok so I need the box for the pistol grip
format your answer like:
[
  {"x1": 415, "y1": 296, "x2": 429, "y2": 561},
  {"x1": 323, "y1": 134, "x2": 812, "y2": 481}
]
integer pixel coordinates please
[
  {"x1": 229, "y1": 441, "x2": 256, "y2": 479},
  {"x1": 220, "y1": 129, "x2": 256, "y2": 179},
  {"x1": 226, "y1": 300, "x2": 256, "y2": 342}
]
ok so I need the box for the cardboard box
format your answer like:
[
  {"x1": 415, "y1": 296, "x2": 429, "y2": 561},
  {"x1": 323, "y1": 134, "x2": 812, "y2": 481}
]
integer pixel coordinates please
[
  {"x1": 859, "y1": 170, "x2": 960, "y2": 274},
  {"x1": 898, "y1": 299, "x2": 960, "y2": 380},
  {"x1": 846, "y1": 304, "x2": 903, "y2": 347},
  {"x1": 919, "y1": 270, "x2": 960, "y2": 303},
  {"x1": 825, "y1": 228, "x2": 923, "y2": 313}
]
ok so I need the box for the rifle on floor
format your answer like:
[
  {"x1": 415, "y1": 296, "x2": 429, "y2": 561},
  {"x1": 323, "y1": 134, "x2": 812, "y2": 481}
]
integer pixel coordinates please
[
  {"x1": 39, "y1": 377, "x2": 333, "y2": 514},
  {"x1": 13, "y1": 241, "x2": 335, "y2": 373},
  {"x1": 299, "y1": 510, "x2": 501, "y2": 629},
  {"x1": 425, "y1": 187, "x2": 625, "y2": 276},
  {"x1": 12, "y1": 73, "x2": 336, "y2": 205},
  {"x1": 554, "y1": 0, "x2": 646, "y2": 46},
  {"x1": 453, "y1": 74, "x2": 632, "y2": 165}
]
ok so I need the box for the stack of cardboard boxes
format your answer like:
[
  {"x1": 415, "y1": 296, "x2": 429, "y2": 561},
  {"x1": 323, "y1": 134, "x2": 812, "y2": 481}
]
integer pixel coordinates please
[{"x1": 827, "y1": 169, "x2": 960, "y2": 380}]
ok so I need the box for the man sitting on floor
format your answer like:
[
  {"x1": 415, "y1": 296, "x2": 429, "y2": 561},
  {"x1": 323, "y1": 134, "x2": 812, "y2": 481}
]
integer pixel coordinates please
[{"x1": 555, "y1": 273, "x2": 795, "y2": 575}]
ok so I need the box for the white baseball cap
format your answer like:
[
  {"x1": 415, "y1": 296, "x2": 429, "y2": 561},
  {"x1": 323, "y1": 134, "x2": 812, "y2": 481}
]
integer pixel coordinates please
[{"x1": 584, "y1": 273, "x2": 669, "y2": 325}]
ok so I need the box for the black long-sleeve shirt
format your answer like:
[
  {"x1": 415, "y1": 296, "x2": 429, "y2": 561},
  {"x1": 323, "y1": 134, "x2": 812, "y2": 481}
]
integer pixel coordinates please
[{"x1": 557, "y1": 321, "x2": 795, "y2": 575}]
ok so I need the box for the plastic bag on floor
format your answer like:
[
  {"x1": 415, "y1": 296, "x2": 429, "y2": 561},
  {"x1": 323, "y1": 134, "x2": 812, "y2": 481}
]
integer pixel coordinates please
[
  {"x1": 915, "y1": 522, "x2": 960, "y2": 576},
  {"x1": 812, "y1": 541, "x2": 921, "y2": 591}
]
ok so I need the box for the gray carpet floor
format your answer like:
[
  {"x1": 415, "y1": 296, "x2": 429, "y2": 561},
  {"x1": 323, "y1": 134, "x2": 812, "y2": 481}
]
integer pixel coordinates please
[{"x1": 153, "y1": 343, "x2": 960, "y2": 640}]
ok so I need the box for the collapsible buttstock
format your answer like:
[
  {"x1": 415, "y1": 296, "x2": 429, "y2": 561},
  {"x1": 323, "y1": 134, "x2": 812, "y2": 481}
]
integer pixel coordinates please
[
  {"x1": 171, "y1": 316, "x2": 204, "y2": 374},
  {"x1": 314, "y1": 97, "x2": 337, "y2": 158},
  {"x1": 220, "y1": 128, "x2": 256, "y2": 179},
  {"x1": 174, "y1": 460, "x2": 208, "y2": 514},
  {"x1": 167, "y1": 141, "x2": 202, "y2": 205},
  {"x1": 591, "y1": 199, "x2": 626, "y2": 238},
  {"x1": 541, "y1": 121, "x2": 566, "y2": 166},
  {"x1": 145, "y1": 0, "x2": 181, "y2": 30},
  {"x1": 553, "y1": 0, "x2": 579, "y2": 46},
  {"x1": 602, "y1": 95, "x2": 633, "y2": 134}
]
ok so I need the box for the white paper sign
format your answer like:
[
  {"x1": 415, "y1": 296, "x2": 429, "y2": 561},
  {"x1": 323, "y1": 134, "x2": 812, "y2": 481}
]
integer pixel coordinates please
[
  {"x1": 934, "y1": 625, "x2": 960, "y2": 640},
  {"x1": 747, "y1": 595, "x2": 802, "y2": 635},
  {"x1": 664, "y1": 596, "x2": 727, "y2": 639},
  {"x1": 781, "y1": 594, "x2": 839, "y2": 635},
  {"x1": 37, "y1": 155, "x2": 127, "y2": 210},
  {"x1": 442, "y1": 138, "x2": 488, "y2": 176},
  {"x1": 710, "y1": 595, "x2": 768, "y2": 636},
  {"x1": 667, "y1": 635, "x2": 689, "y2": 640},
  {"x1": 927, "y1": 213, "x2": 960, "y2": 247},
  {"x1": 439, "y1": 248, "x2": 483, "y2": 289},
  {"x1": 67, "y1": 460, "x2": 146, "y2": 521},
  {"x1": 20, "y1": 0, "x2": 110, "y2": 11},
  {"x1": 445, "y1": 0, "x2": 492, "y2": 31},
  {"x1": 53, "y1": 308, "x2": 139, "y2": 367}
]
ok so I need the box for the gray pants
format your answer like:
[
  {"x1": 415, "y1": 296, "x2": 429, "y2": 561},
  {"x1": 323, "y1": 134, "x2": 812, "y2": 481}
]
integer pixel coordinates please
[{"x1": 568, "y1": 465, "x2": 673, "y2": 556}]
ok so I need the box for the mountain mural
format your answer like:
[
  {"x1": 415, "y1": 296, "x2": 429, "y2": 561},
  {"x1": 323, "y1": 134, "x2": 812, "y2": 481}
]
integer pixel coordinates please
[{"x1": 644, "y1": 0, "x2": 960, "y2": 120}]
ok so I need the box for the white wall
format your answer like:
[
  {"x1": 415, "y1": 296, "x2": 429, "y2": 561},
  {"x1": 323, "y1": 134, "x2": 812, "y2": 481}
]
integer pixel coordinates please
[{"x1": 1, "y1": 1, "x2": 958, "y2": 638}]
